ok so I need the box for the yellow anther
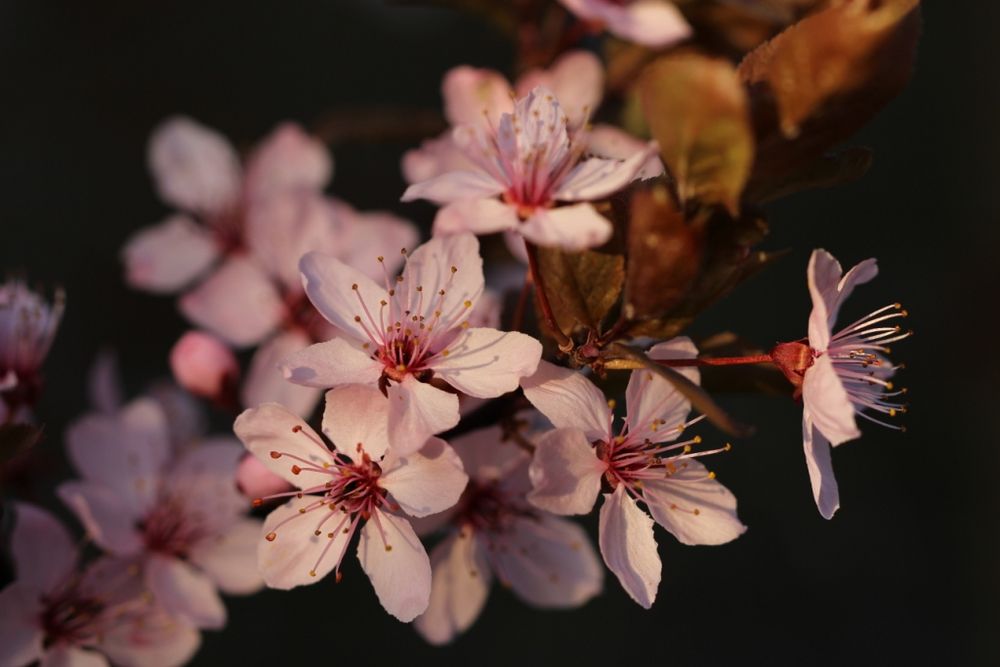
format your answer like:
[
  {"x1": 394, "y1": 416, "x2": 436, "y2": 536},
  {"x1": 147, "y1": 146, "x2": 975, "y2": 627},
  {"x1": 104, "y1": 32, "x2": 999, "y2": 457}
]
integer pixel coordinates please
[
  {"x1": 693, "y1": 435, "x2": 702, "y2": 444},
  {"x1": 351, "y1": 283, "x2": 358, "y2": 290},
  {"x1": 889, "y1": 408, "x2": 897, "y2": 417},
  {"x1": 886, "y1": 382, "x2": 894, "y2": 390},
  {"x1": 724, "y1": 443, "x2": 732, "y2": 452},
  {"x1": 707, "y1": 471, "x2": 717, "y2": 480},
  {"x1": 693, "y1": 509, "x2": 701, "y2": 516},
  {"x1": 451, "y1": 266, "x2": 458, "y2": 273},
  {"x1": 309, "y1": 570, "x2": 317, "y2": 577},
  {"x1": 385, "y1": 545, "x2": 393, "y2": 552},
  {"x1": 607, "y1": 399, "x2": 616, "y2": 410},
  {"x1": 683, "y1": 444, "x2": 692, "y2": 454},
  {"x1": 377, "y1": 256, "x2": 384, "y2": 262},
  {"x1": 464, "y1": 300, "x2": 472, "y2": 308},
  {"x1": 396, "y1": 364, "x2": 406, "y2": 372}
]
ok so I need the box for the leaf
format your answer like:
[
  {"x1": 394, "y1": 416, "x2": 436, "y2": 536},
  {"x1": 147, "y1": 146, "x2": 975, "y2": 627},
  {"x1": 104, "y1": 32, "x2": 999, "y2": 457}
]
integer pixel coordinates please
[
  {"x1": 536, "y1": 247, "x2": 625, "y2": 335},
  {"x1": 739, "y1": 0, "x2": 921, "y2": 189},
  {"x1": 638, "y1": 51, "x2": 754, "y2": 215},
  {"x1": 0, "y1": 423, "x2": 43, "y2": 464},
  {"x1": 747, "y1": 146, "x2": 873, "y2": 203},
  {"x1": 623, "y1": 184, "x2": 702, "y2": 321},
  {"x1": 607, "y1": 342, "x2": 753, "y2": 438},
  {"x1": 678, "y1": 0, "x2": 824, "y2": 55}
]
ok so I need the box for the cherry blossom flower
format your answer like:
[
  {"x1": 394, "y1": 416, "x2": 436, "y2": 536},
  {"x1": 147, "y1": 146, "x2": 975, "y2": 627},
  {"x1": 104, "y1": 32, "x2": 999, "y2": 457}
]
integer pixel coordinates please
[
  {"x1": 520, "y1": 338, "x2": 746, "y2": 608},
  {"x1": 558, "y1": 0, "x2": 692, "y2": 48},
  {"x1": 771, "y1": 249, "x2": 910, "y2": 519},
  {"x1": 402, "y1": 86, "x2": 657, "y2": 252},
  {"x1": 233, "y1": 385, "x2": 469, "y2": 622},
  {"x1": 57, "y1": 397, "x2": 264, "y2": 629},
  {"x1": 0, "y1": 502, "x2": 200, "y2": 667},
  {"x1": 279, "y1": 232, "x2": 542, "y2": 454},
  {"x1": 0, "y1": 281, "x2": 64, "y2": 424},
  {"x1": 413, "y1": 426, "x2": 602, "y2": 645}
]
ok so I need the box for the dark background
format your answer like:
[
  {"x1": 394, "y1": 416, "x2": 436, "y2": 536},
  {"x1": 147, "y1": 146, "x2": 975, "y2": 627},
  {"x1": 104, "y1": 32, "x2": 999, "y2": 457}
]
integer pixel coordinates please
[{"x1": 1, "y1": 1, "x2": 997, "y2": 665}]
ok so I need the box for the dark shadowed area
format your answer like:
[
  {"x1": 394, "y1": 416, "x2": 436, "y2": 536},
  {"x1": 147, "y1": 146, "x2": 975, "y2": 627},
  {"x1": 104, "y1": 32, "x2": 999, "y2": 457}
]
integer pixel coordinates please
[{"x1": 0, "y1": 1, "x2": 997, "y2": 665}]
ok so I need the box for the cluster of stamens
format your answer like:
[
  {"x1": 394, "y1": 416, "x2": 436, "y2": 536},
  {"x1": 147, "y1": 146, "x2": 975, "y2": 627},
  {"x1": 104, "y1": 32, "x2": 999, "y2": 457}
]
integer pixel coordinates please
[{"x1": 140, "y1": 496, "x2": 208, "y2": 558}]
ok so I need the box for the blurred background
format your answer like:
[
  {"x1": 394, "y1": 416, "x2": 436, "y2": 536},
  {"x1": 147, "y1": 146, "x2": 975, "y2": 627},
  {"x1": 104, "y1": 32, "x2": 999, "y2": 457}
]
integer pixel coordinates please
[{"x1": 0, "y1": 1, "x2": 996, "y2": 664}]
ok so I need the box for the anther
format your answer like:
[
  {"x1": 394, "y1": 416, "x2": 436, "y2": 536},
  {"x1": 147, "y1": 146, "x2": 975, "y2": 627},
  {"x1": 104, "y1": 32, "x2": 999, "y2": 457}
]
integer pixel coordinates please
[
  {"x1": 451, "y1": 266, "x2": 458, "y2": 273},
  {"x1": 270, "y1": 451, "x2": 282, "y2": 459},
  {"x1": 351, "y1": 283, "x2": 358, "y2": 290},
  {"x1": 265, "y1": 532, "x2": 277, "y2": 542},
  {"x1": 291, "y1": 465, "x2": 302, "y2": 475},
  {"x1": 252, "y1": 498, "x2": 263, "y2": 508}
]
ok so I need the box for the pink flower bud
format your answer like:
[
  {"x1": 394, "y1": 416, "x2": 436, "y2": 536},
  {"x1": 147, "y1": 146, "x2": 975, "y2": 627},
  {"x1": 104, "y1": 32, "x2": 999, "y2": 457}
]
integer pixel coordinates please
[
  {"x1": 235, "y1": 454, "x2": 292, "y2": 501},
  {"x1": 169, "y1": 331, "x2": 239, "y2": 400}
]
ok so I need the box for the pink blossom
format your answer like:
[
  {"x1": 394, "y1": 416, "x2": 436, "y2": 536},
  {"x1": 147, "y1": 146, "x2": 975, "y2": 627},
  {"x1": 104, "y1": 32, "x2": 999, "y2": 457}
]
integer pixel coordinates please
[
  {"x1": 520, "y1": 338, "x2": 746, "y2": 608},
  {"x1": 0, "y1": 502, "x2": 200, "y2": 667},
  {"x1": 558, "y1": 0, "x2": 692, "y2": 48},
  {"x1": 169, "y1": 330, "x2": 239, "y2": 402},
  {"x1": 233, "y1": 385, "x2": 469, "y2": 622},
  {"x1": 413, "y1": 426, "x2": 602, "y2": 644},
  {"x1": 235, "y1": 454, "x2": 293, "y2": 501},
  {"x1": 57, "y1": 398, "x2": 264, "y2": 629},
  {"x1": 771, "y1": 249, "x2": 910, "y2": 519},
  {"x1": 0, "y1": 281, "x2": 64, "y2": 423},
  {"x1": 402, "y1": 86, "x2": 658, "y2": 252},
  {"x1": 280, "y1": 233, "x2": 542, "y2": 454}
]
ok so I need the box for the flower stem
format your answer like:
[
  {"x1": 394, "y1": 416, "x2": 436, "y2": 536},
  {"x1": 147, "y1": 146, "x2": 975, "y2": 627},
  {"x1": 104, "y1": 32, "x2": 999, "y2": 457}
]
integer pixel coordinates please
[
  {"x1": 604, "y1": 354, "x2": 774, "y2": 371},
  {"x1": 524, "y1": 240, "x2": 573, "y2": 352}
]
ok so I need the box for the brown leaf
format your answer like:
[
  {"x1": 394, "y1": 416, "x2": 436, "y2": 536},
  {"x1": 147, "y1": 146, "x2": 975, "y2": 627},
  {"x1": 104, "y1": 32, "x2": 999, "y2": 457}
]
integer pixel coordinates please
[
  {"x1": 739, "y1": 0, "x2": 921, "y2": 189},
  {"x1": 748, "y1": 146, "x2": 873, "y2": 203},
  {"x1": 639, "y1": 51, "x2": 754, "y2": 215},
  {"x1": 623, "y1": 184, "x2": 702, "y2": 321},
  {"x1": 536, "y1": 247, "x2": 625, "y2": 335}
]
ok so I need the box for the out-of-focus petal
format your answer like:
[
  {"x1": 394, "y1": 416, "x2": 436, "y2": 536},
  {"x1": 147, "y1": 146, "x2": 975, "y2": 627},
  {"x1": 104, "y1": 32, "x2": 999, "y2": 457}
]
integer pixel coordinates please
[
  {"x1": 401, "y1": 169, "x2": 505, "y2": 205},
  {"x1": 121, "y1": 216, "x2": 219, "y2": 294},
  {"x1": 516, "y1": 50, "x2": 603, "y2": 127},
  {"x1": 242, "y1": 330, "x2": 323, "y2": 418},
  {"x1": 587, "y1": 124, "x2": 665, "y2": 179},
  {"x1": 235, "y1": 454, "x2": 293, "y2": 500},
  {"x1": 0, "y1": 583, "x2": 44, "y2": 667},
  {"x1": 559, "y1": 0, "x2": 691, "y2": 49},
  {"x1": 11, "y1": 502, "x2": 76, "y2": 592},
  {"x1": 145, "y1": 555, "x2": 226, "y2": 630},
  {"x1": 148, "y1": 116, "x2": 241, "y2": 215},
  {"x1": 553, "y1": 144, "x2": 658, "y2": 202},
  {"x1": 244, "y1": 123, "x2": 332, "y2": 201},
  {"x1": 432, "y1": 199, "x2": 520, "y2": 237},
  {"x1": 189, "y1": 518, "x2": 265, "y2": 595},
  {"x1": 414, "y1": 532, "x2": 491, "y2": 645},
  {"x1": 442, "y1": 66, "x2": 513, "y2": 126},
  {"x1": 57, "y1": 482, "x2": 144, "y2": 556},
  {"x1": 519, "y1": 203, "x2": 613, "y2": 251},
  {"x1": 169, "y1": 331, "x2": 239, "y2": 400},
  {"x1": 40, "y1": 646, "x2": 110, "y2": 667}
]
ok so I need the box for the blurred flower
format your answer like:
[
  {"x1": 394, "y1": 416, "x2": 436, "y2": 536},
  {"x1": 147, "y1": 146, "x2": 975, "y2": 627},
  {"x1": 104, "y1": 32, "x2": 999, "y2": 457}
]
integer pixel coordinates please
[
  {"x1": 233, "y1": 385, "x2": 469, "y2": 622},
  {"x1": 403, "y1": 87, "x2": 657, "y2": 251},
  {"x1": 280, "y1": 233, "x2": 542, "y2": 455},
  {"x1": 558, "y1": 0, "x2": 692, "y2": 48},
  {"x1": 413, "y1": 426, "x2": 602, "y2": 645},
  {"x1": 169, "y1": 331, "x2": 240, "y2": 404},
  {"x1": 57, "y1": 398, "x2": 263, "y2": 629},
  {"x1": 0, "y1": 281, "x2": 64, "y2": 424},
  {"x1": 0, "y1": 502, "x2": 200, "y2": 667},
  {"x1": 521, "y1": 338, "x2": 745, "y2": 608},
  {"x1": 771, "y1": 249, "x2": 910, "y2": 519}
]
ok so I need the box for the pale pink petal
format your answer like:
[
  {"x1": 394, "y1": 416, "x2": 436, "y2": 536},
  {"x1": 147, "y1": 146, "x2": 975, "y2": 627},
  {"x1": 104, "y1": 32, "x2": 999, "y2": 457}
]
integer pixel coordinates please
[
  {"x1": 148, "y1": 116, "x2": 241, "y2": 215},
  {"x1": 626, "y1": 337, "x2": 698, "y2": 444},
  {"x1": 357, "y1": 509, "x2": 431, "y2": 622},
  {"x1": 643, "y1": 459, "x2": 747, "y2": 545},
  {"x1": 279, "y1": 336, "x2": 381, "y2": 389},
  {"x1": 146, "y1": 382, "x2": 207, "y2": 450},
  {"x1": 516, "y1": 51, "x2": 603, "y2": 127},
  {"x1": 527, "y1": 428, "x2": 605, "y2": 515},
  {"x1": 432, "y1": 199, "x2": 520, "y2": 237},
  {"x1": 40, "y1": 647, "x2": 109, "y2": 667},
  {"x1": 519, "y1": 203, "x2": 613, "y2": 251},
  {"x1": 242, "y1": 330, "x2": 323, "y2": 418},
  {"x1": 386, "y1": 375, "x2": 461, "y2": 456},
  {"x1": 449, "y1": 425, "x2": 528, "y2": 483},
  {"x1": 179, "y1": 256, "x2": 285, "y2": 348},
  {"x1": 414, "y1": 533, "x2": 492, "y2": 645},
  {"x1": 442, "y1": 66, "x2": 513, "y2": 126},
  {"x1": 66, "y1": 398, "x2": 171, "y2": 512},
  {"x1": 169, "y1": 331, "x2": 239, "y2": 400},
  {"x1": 235, "y1": 454, "x2": 293, "y2": 500},
  {"x1": 326, "y1": 199, "x2": 420, "y2": 281},
  {"x1": 233, "y1": 403, "x2": 336, "y2": 489},
  {"x1": 467, "y1": 288, "x2": 501, "y2": 329},
  {"x1": 121, "y1": 216, "x2": 219, "y2": 294},
  {"x1": 100, "y1": 608, "x2": 201, "y2": 667},
  {"x1": 587, "y1": 124, "x2": 665, "y2": 179},
  {"x1": 807, "y1": 249, "x2": 879, "y2": 349},
  {"x1": 244, "y1": 123, "x2": 332, "y2": 201},
  {"x1": 381, "y1": 437, "x2": 468, "y2": 518},
  {"x1": 258, "y1": 495, "x2": 351, "y2": 589},
  {"x1": 803, "y1": 411, "x2": 840, "y2": 520},
  {"x1": 145, "y1": 555, "x2": 226, "y2": 630},
  {"x1": 11, "y1": 502, "x2": 76, "y2": 592},
  {"x1": 426, "y1": 327, "x2": 541, "y2": 398},
  {"x1": 401, "y1": 169, "x2": 505, "y2": 205},
  {"x1": 495, "y1": 514, "x2": 603, "y2": 607},
  {"x1": 598, "y1": 485, "x2": 661, "y2": 608},
  {"x1": 57, "y1": 482, "x2": 143, "y2": 556},
  {"x1": 0, "y1": 584, "x2": 44, "y2": 667},
  {"x1": 503, "y1": 228, "x2": 530, "y2": 263},
  {"x1": 189, "y1": 518, "x2": 265, "y2": 595},
  {"x1": 401, "y1": 132, "x2": 477, "y2": 184},
  {"x1": 168, "y1": 441, "x2": 246, "y2": 527},
  {"x1": 403, "y1": 232, "x2": 485, "y2": 324},
  {"x1": 802, "y1": 354, "x2": 860, "y2": 446},
  {"x1": 299, "y1": 251, "x2": 387, "y2": 341},
  {"x1": 321, "y1": 384, "x2": 391, "y2": 460},
  {"x1": 521, "y1": 361, "x2": 611, "y2": 441},
  {"x1": 559, "y1": 0, "x2": 691, "y2": 48},
  {"x1": 553, "y1": 143, "x2": 658, "y2": 202}
]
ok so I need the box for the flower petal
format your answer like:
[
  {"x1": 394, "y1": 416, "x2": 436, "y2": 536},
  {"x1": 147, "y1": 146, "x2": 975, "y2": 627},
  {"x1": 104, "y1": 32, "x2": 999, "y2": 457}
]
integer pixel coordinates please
[
  {"x1": 519, "y1": 203, "x2": 613, "y2": 251},
  {"x1": 11, "y1": 502, "x2": 76, "y2": 592},
  {"x1": 442, "y1": 65, "x2": 513, "y2": 126},
  {"x1": 321, "y1": 384, "x2": 391, "y2": 460},
  {"x1": 189, "y1": 517, "x2": 265, "y2": 595},
  {"x1": 57, "y1": 482, "x2": 144, "y2": 556},
  {"x1": 803, "y1": 412, "x2": 840, "y2": 520},
  {"x1": 233, "y1": 403, "x2": 336, "y2": 489},
  {"x1": 41, "y1": 646, "x2": 110, "y2": 667},
  {"x1": 521, "y1": 361, "x2": 611, "y2": 441},
  {"x1": 0, "y1": 584, "x2": 43, "y2": 667},
  {"x1": 243, "y1": 122, "x2": 332, "y2": 201},
  {"x1": 145, "y1": 555, "x2": 226, "y2": 630},
  {"x1": 449, "y1": 425, "x2": 529, "y2": 483},
  {"x1": 625, "y1": 337, "x2": 698, "y2": 444},
  {"x1": 427, "y1": 327, "x2": 541, "y2": 399},
  {"x1": 279, "y1": 336, "x2": 382, "y2": 389},
  {"x1": 358, "y1": 509, "x2": 431, "y2": 622},
  {"x1": 401, "y1": 169, "x2": 505, "y2": 205},
  {"x1": 587, "y1": 124, "x2": 665, "y2": 179},
  {"x1": 147, "y1": 116, "x2": 241, "y2": 215},
  {"x1": 258, "y1": 495, "x2": 352, "y2": 589},
  {"x1": 386, "y1": 375, "x2": 461, "y2": 456},
  {"x1": 802, "y1": 354, "x2": 860, "y2": 446},
  {"x1": 643, "y1": 459, "x2": 747, "y2": 545},
  {"x1": 403, "y1": 232, "x2": 485, "y2": 325},
  {"x1": 381, "y1": 437, "x2": 468, "y2": 518},
  {"x1": 515, "y1": 50, "x2": 603, "y2": 127},
  {"x1": 99, "y1": 608, "x2": 201, "y2": 667},
  {"x1": 807, "y1": 249, "x2": 878, "y2": 349},
  {"x1": 432, "y1": 199, "x2": 520, "y2": 237},
  {"x1": 553, "y1": 143, "x2": 658, "y2": 202},
  {"x1": 242, "y1": 330, "x2": 323, "y2": 418},
  {"x1": 326, "y1": 199, "x2": 420, "y2": 282},
  {"x1": 168, "y1": 441, "x2": 246, "y2": 528},
  {"x1": 402, "y1": 132, "x2": 477, "y2": 185},
  {"x1": 299, "y1": 251, "x2": 387, "y2": 342},
  {"x1": 598, "y1": 486, "x2": 661, "y2": 608},
  {"x1": 235, "y1": 454, "x2": 293, "y2": 500},
  {"x1": 559, "y1": 0, "x2": 691, "y2": 48},
  {"x1": 179, "y1": 256, "x2": 285, "y2": 348},
  {"x1": 169, "y1": 330, "x2": 239, "y2": 400},
  {"x1": 414, "y1": 533, "x2": 492, "y2": 645},
  {"x1": 121, "y1": 216, "x2": 219, "y2": 294},
  {"x1": 527, "y1": 428, "x2": 605, "y2": 515}
]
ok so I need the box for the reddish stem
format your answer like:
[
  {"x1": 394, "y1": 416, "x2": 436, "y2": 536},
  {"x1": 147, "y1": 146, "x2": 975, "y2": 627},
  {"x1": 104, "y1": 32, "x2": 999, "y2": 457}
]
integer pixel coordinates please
[
  {"x1": 524, "y1": 241, "x2": 573, "y2": 351},
  {"x1": 658, "y1": 354, "x2": 774, "y2": 368}
]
